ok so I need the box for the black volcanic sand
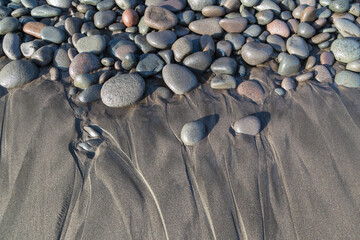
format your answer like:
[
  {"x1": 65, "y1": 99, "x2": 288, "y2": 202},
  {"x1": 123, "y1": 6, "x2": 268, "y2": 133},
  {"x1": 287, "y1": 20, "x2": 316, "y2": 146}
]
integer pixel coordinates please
[{"x1": 0, "y1": 64, "x2": 359, "y2": 239}]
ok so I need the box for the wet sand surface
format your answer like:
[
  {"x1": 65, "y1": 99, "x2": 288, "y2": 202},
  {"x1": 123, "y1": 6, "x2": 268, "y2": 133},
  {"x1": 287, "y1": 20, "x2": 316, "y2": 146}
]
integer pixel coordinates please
[{"x1": 0, "y1": 66, "x2": 360, "y2": 239}]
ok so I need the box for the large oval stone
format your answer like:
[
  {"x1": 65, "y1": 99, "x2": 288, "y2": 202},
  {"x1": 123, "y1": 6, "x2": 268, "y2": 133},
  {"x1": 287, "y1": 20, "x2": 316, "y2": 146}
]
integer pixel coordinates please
[
  {"x1": 335, "y1": 70, "x2": 360, "y2": 88},
  {"x1": 162, "y1": 64, "x2": 198, "y2": 94},
  {"x1": 69, "y1": 52, "x2": 102, "y2": 79},
  {"x1": 241, "y1": 42, "x2": 273, "y2": 66},
  {"x1": 237, "y1": 80, "x2": 265, "y2": 103},
  {"x1": 0, "y1": 60, "x2": 39, "y2": 88},
  {"x1": 46, "y1": 0, "x2": 72, "y2": 8},
  {"x1": 144, "y1": 6, "x2": 178, "y2": 30},
  {"x1": 331, "y1": 38, "x2": 360, "y2": 63},
  {"x1": 181, "y1": 120, "x2": 207, "y2": 146},
  {"x1": 189, "y1": 18, "x2": 224, "y2": 38},
  {"x1": 101, "y1": 73, "x2": 145, "y2": 107},
  {"x1": 233, "y1": 115, "x2": 261, "y2": 136},
  {"x1": 76, "y1": 35, "x2": 106, "y2": 55}
]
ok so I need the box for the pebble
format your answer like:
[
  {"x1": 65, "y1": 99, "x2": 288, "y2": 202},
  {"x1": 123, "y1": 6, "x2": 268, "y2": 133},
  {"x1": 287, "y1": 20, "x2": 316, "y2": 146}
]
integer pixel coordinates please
[
  {"x1": 162, "y1": 64, "x2": 198, "y2": 94},
  {"x1": 346, "y1": 60, "x2": 360, "y2": 72},
  {"x1": 266, "y1": 34, "x2": 286, "y2": 52},
  {"x1": 146, "y1": 30, "x2": 177, "y2": 49},
  {"x1": 286, "y1": 35, "x2": 309, "y2": 59},
  {"x1": 3, "y1": 33, "x2": 22, "y2": 60},
  {"x1": 210, "y1": 57, "x2": 237, "y2": 75},
  {"x1": 243, "y1": 24, "x2": 262, "y2": 37},
  {"x1": 46, "y1": 0, "x2": 72, "y2": 8},
  {"x1": 121, "y1": 52, "x2": 137, "y2": 70},
  {"x1": 202, "y1": 6, "x2": 225, "y2": 17},
  {"x1": 136, "y1": 53, "x2": 165, "y2": 77},
  {"x1": 216, "y1": 40, "x2": 232, "y2": 57},
  {"x1": 256, "y1": 10, "x2": 274, "y2": 25},
  {"x1": 281, "y1": 77, "x2": 296, "y2": 90},
  {"x1": 101, "y1": 73, "x2": 145, "y2": 107},
  {"x1": 0, "y1": 17, "x2": 19, "y2": 35},
  {"x1": 0, "y1": 60, "x2": 39, "y2": 88},
  {"x1": 189, "y1": 17, "x2": 224, "y2": 38},
  {"x1": 172, "y1": 36, "x2": 193, "y2": 62},
  {"x1": 53, "y1": 48, "x2": 71, "y2": 71},
  {"x1": 94, "y1": 10, "x2": 116, "y2": 28},
  {"x1": 134, "y1": 35, "x2": 156, "y2": 53},
  {"x1": 224, "y1": 33, "x2": 245, "y2": 50},
  {"x1": 334, "y1": 18, "x2": 360, "y2": 38},
  {"x1": 241, "y1": 42, "x2": 273, "y2": 66},
  {"x1": 115, "y1": 0, "x2": 137, "y2": 10},
  {"x1": 314, "y1": 65, "x2": 333, "y2": 83},
  {"x1": 122, "y1": 9, "x2": 139, "y2": 27},
  {"x1": 275, "y1": 87, "x2": 285, "y2": 95},
  {"x1": 31, "y1": 46, "x2": 53, "y2": 66},
  {"x1": 158, "y1": 0, "x2": 186, "y2": 12},
  {"x1": 296, "y1": 72, "x2": 313, "y2": 82},
  {"x1": 76, "y1": 35, "x2": 106, "y2": 55},
  {"x1": 329, "y1": 0, "x2": 350, "y2": 13},
  {"x1": 31, "y1": 5, "x2": 62, "y2": 18},
  {"x1": 233, "y1": 115, "x2": 261, "y2": 136},
  {"x1": 320, "y1": 51, "x2": 334, "y2": 65},
  {"x1": 23, "y1": 21, "x2": 47, "y2": 38},
  {"x1": 158, "y1": 50, "x2": 174, "y2": 64},
  {"x1": 183, "y1": 51, "x2": 213, "y2": 73},
  {"x1": 254, "y1": 0, "x2": 281, "y2": 16},
  {"x1": 335, "y1": 70, "x2": 360, "y2": 87},
  {"x1": 69, "y1": 52, "x2": 101, "y2": 79},
  {"x1": 188, "y1": 0, "x2": 215, "y2": 11},
  {"x1": 40, "y1": 26, "x2": 65, "y2": 44},
  {"x1": 78, "y1": 84, "x2": 102, "y2": 103},
  {"x1": 330, "y1": 38, "x2": 360, "y2": 63},
  {"x1": 49, "y1": 67, "x2": 60, "y2": 81},
  {"x1": 219, "y1": 17, "x2": 248, "y2": 33},
  {"x1": 300, "y1": 6, "x2": 317, "y2": 22},
  {"x1": 74, "y1": 73, "x2": 98, "y2": 89},
  {"x1": 97, "y1": 0, "x2": 116, "y2": 10},
  {"x1": 297, "y1": 22, "x2": 316, "y2": 38},
  {"x1": 144, "y1": 6, "x2": 178, "y2": 30},
  {"x1": 177, "y1": 10, "x2": 195, "y2": 25},
  {"x1": 210, "y1": 75, "x2": 237, "y2": 89},
  {"x1": 237, "y1": 80, "x2": 265, "y2": 103},
  {"x1": 65, "y1": 17, "x2": 82, "y2": 36},
  {"x1": 241, "y1": 0, "x2": 260, "y2": 7},
  {"x1": 181, "y1": 120, "x2": 207, "y2": 146},
  {"x1": 267, "y1": 19, "x2": 290, "y2": 38},
  {"x1": 305, "y1": 56, "x2": 316, "y2": 69},
  {"x1": 101, "y1": 57, "x2": 115, "y2": 67},
  {"x1": 278, "y1": 55, "x2": 301, "y2": 76}
]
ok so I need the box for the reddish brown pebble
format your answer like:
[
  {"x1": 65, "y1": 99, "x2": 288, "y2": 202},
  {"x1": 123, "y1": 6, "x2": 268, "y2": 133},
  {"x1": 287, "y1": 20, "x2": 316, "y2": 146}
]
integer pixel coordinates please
[
  {"x1": 320, "y1": 52, "x2": 334, "y2": 65},
  {"x1": 23, "y1": 21, "x2": 47, "y2": 38},
  {"x1": 267, "y1": 19, "x2": 290, "y2": 38},
  {"x1": 237, "y1": 80, "x2": 265, "y2": 104},
  {"x1": 122, "y1": 9, "x2": 139, "y2": 28},
  {"x1": 69, "y1": 52, "x2": 102, "y2": 79},
  {"x1": 300, "y1": 6, "x2": 317, "y2": 22},
  {"x1": 219, "y1": 17, "x2": 248, "y2": 33}
]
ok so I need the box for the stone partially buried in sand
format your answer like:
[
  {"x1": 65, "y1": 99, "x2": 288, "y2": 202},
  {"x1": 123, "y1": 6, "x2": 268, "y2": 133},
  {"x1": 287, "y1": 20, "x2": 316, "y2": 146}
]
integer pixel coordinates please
[
  {"x1": 0, "y1": 60, "x2": 39, "y2": 88},
  {"x1": 101, "y1": 74, "x2": 145, "y2": 107},
  {"x1": 162, "y1": 64, "x2": 198, "y2": 94},
  {"x1": 335, "y1": 70, "x2": 360, "y2": 88},
  {"x1": 233, "y1": 115, "x2": 261, "y2": 136},
  {"x1": 237, "y1": 80, "x2": 265, "y2": 103},
  {"x1": 181, "y1": 120, "x2": 207, "y2": 146}
]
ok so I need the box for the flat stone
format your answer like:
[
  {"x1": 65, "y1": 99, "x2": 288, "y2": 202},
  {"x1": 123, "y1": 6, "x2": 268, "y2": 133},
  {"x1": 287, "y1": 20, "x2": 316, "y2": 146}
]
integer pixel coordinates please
[
  {"x1": 346, "y1": 60, "x2": 360, "y2": 72},
  {"x1": 74, "y1": 73, "x2": 98, "y2": 89},
  {"x1": 136, "y1": 53, "x2": 165, "y2": 77},
  {"x1": 330, "y1": 38, "x2": 360, "y2": 63},
  {"x1": 78, "y1": 84, "x2": 102, "y2": 103},
  {"x1": 31, "y1": 46, "x2": 53, "y2": 66},
  {"x1": 233, "y1": 115, "x2": 261, "y2": 136},
  {"x1": 101, "y1": 73, "x2": 145, "y2": 107},
  {"x1": 0, "y1": 60, "x2": 39, "y2": 88},
  {"x1": 335, "y1": 70, "x2": 360, "y2": 87},
  {"x1": 53, "y1": 48, "x2": 71, "y2": 71},
  {"x1": 329, "y1": 0, "x2": 350, "y2": 13},
  {"x1": 334, "y1": 18, "x2": 360, "y2": 38},
  {"x1": 210, "y1": 57, "x2": 237, "y2": 75},
  {"x1": 94, "y1": 10, "x2": 116, "y2": 28},
  {"x1": 202, "y1": 6, "x2": 225, "y2": 17},
  {"x1": 219, "y1": 17, "x2": 248, "y2": 33},
  {"x1": 97, "y1": 0, "x2": 116, "y2": 10},
  {"x1": 3, "y1": 33, "x2": 22, "y2": 60},
  {"x1": 243, "y1": 24, "x2": 262, "y2": 37},
  {"x1": 0, "y1": 17, "x2": 19, "y2": 35},
  {"x1": 69, "y1": 52, "x2": 101, "y2": 79},
  {"x1": 267, "y1": 19, "x2": 290, "y2": 38},
  {"x1": 310, "y1": 32, "x2": 331, "y2": 44},
  {"x1": 172, "y1": 36, "x2": 193, "y2": 62},
  {"x1": 146, "y1": 30, "x2": 177, "y2": 49},
  {"x1": 23, "y1": 21, "x2": 46, "y2": 38},
  {"x1": 115, "y1": 0, "x2": 137, "y2": 10},
  {"x1": 286, "y1": 35, "x2": 309, "y2": 59},
  {"x1": 210, "y1": 75, "x2": 237, "y2": 89},
  {"x1": 254, "y1": 0, "x2": 281, "y2": 15},
  {"x1": 278, "y1": 54, "x2": 301, "y2": 76},
  {"x1": 144, "y1": 6, "x2": 178, "y2": 30},
  {"x1": 189, "y1": 17, "x2": 224, "y2": 38},
  {"x1": 162, "y1": 64, "x2": 198, "y2": 94},
  {"x1": 76, "y1": 35, "x2": 106, "y2": 55},
  {"x1": 237, "y1": 80, "x2": 265, "y2": 103},
  {"x1": 40, "y1": 26, "x2": 65, "y2": 44},
  {"x1": 46, "y1": 0, "x2": 72, "y2": 8},
  {"x1": 158, "y1": 0, "x2": 187, "y2": 12},
  {"x1": 314, "y1": 65, "x2": 333, "y2": 83},
  {"x1": 183, "y1": 51, "x2": 213, "y2": 73},
  {"x1": 241, "y1": 0, "x2": 260, "y2": 7},
  {"x1": 21, "y1": 0, "x2": 38, "y2": 8},
  {"x1": 241, "y1": 42, "x2": 273, "y2": 66},
  {"x1": 296, "y1": 72, "x2": 313, "y2": 82},
  {"x1": 31, "y1": 5, "x2": 62, "y2": 18},
  {"x1": 20, "y1": 40, "x2": 44, "y2": 58},
  {"x1": 188, "y1": 0, "x2": 215, "y2": 11},
  {"x1": 181, "y1": 121, "x2": 207, "y2": 146}
]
